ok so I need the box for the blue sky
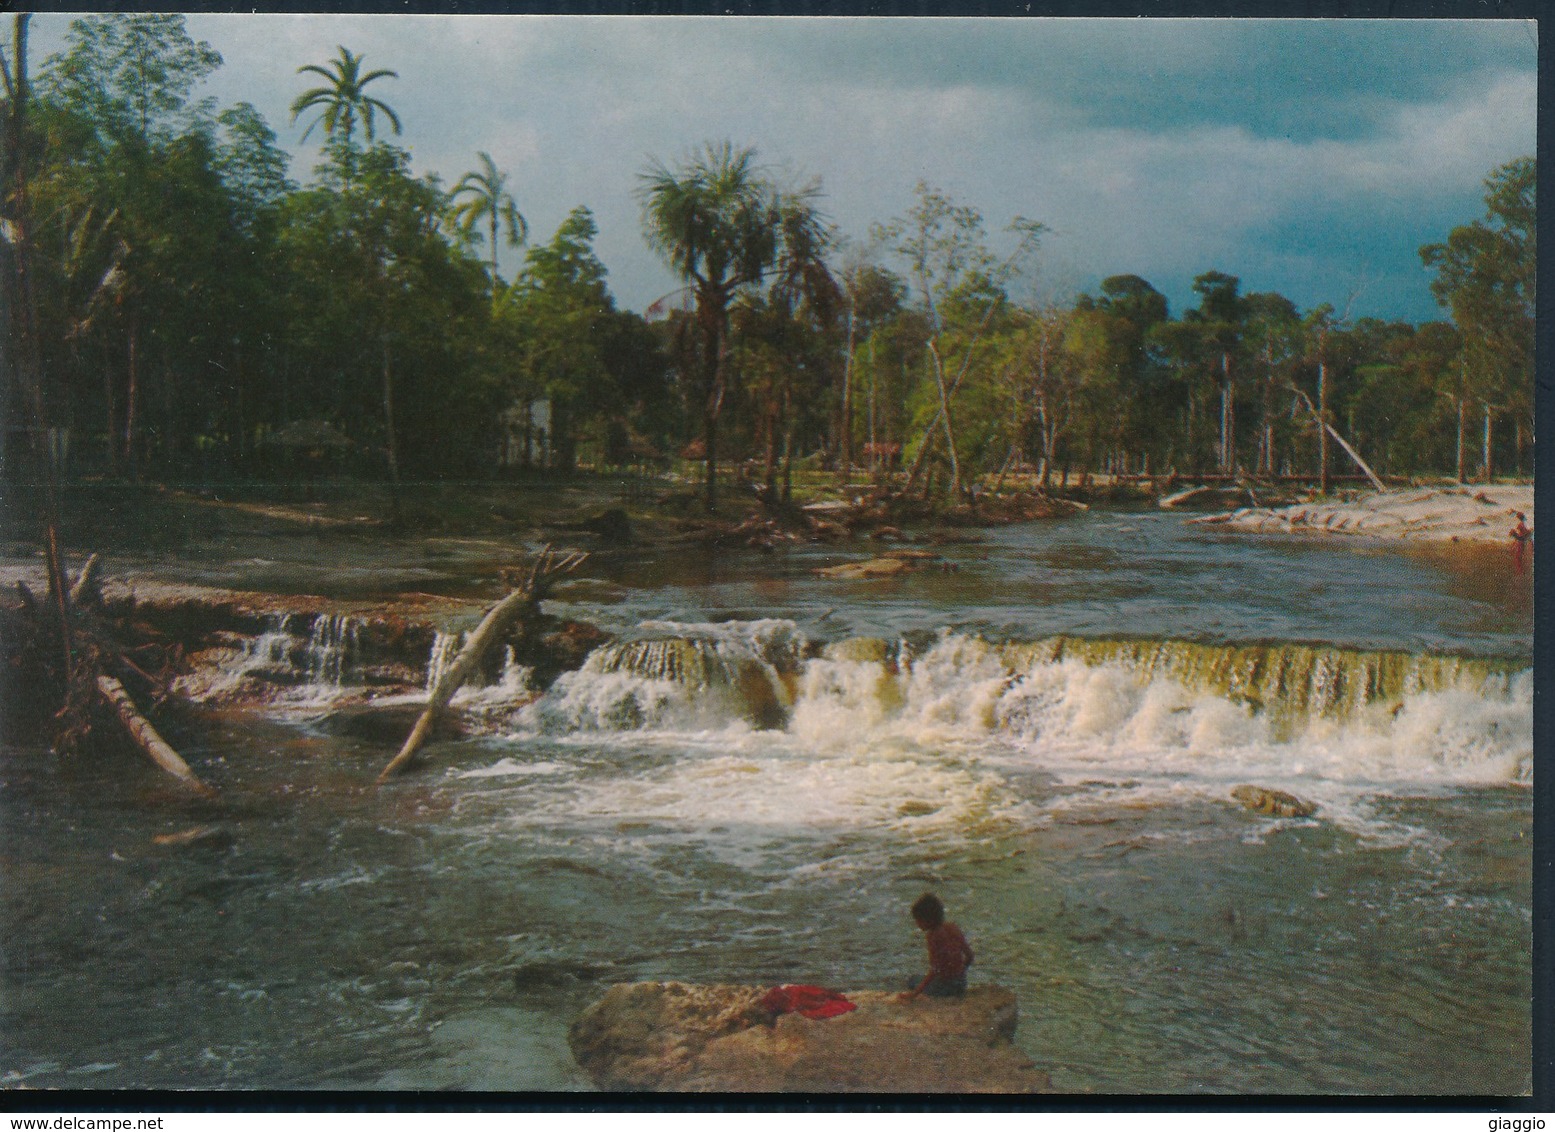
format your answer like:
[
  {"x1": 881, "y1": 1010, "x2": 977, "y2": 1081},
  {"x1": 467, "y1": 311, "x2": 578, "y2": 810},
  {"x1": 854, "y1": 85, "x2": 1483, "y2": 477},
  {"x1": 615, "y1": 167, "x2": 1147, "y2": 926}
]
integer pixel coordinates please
[{"x1": 29, "y1": 14, "x2": 1537, "y2": 324}]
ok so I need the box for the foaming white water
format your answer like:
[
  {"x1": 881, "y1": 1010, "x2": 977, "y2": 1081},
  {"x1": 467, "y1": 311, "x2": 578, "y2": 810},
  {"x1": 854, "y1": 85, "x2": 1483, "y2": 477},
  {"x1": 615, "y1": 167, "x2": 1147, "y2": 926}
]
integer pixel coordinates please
[
  {"x1": 488, "y1": 728, "x2": 1019, "y2": 871},
  {"x1": 825, "y1": 633, "x2": 1531, "y2": 793},
  {"x1": 519, "y1": 619, "x2": 803, "y2": 735},
  {"x1": 517, "y1": 624, "x2": 1531, "y2": 800}
]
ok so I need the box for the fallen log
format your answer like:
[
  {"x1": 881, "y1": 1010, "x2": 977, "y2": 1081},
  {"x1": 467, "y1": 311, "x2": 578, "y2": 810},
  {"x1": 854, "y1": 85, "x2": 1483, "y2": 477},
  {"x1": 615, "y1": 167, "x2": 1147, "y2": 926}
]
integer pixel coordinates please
[
  {"x1": 96, "y1": 674, "x2": 217, "y2": 798},
  {"x1": 1320, "y1": 421, "x2": 1386, "y2": 493},
  {"x1": 377, "y1": 547, "x2": 586, "y2": 784},
  {"x1": 1160, "y1": 486, "x2": 1216, "y2": 509},
  {"x1": 69, "y1": 553, "x2": 103, "y2": 610}
]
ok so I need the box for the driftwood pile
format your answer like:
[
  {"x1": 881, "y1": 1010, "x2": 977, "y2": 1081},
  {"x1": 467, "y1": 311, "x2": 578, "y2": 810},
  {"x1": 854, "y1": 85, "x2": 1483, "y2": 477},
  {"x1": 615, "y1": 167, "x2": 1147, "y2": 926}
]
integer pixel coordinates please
[
  {"x1": 665, "y1": 484, "x2": 1079, "y2": 553},
  {"x1": 2, "y1": 544, "x2": 591, "y2": 798},
  {"x1": 3, "y1": 553, "x2": 216, "y2": 797}
]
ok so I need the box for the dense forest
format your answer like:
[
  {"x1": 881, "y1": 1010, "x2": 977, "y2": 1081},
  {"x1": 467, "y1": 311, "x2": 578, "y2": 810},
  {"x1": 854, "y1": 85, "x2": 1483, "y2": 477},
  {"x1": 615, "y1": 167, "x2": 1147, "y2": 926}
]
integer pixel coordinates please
[{"x1": 0, "y1": 15, "x2": 1537, "y2": 511}]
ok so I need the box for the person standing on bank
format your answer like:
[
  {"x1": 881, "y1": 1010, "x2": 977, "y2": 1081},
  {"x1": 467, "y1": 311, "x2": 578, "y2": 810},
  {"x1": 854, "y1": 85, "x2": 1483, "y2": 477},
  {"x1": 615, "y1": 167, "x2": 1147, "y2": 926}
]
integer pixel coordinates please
[
  {"x1": 901, "y1": 892, "x2": 974, "y2": 1000},
  {"x1": 1509, "y1": 512, "x2": 1533, "y2": 575}
]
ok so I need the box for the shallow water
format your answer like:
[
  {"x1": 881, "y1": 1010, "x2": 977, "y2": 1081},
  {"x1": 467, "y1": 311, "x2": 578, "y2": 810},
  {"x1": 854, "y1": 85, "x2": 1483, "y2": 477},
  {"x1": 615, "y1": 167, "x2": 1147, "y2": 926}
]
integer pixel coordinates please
[{"x1": 0, "y1": 510, "x2": 1532, "y2": 1093}]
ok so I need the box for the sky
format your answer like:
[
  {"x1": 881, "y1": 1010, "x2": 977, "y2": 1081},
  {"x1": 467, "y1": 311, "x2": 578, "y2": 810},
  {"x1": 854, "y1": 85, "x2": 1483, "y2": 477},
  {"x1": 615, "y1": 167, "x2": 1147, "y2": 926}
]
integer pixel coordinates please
[{"x1": 27, "y1": 13, "x2": 1539, "y2": 324}]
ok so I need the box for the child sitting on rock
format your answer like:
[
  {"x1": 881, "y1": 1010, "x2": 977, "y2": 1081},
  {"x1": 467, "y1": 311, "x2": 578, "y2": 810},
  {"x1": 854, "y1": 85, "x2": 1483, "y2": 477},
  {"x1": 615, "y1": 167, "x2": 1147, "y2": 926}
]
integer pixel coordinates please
[{"x1": 901, "y1": 892, "x2": 974, "y2": 1000}]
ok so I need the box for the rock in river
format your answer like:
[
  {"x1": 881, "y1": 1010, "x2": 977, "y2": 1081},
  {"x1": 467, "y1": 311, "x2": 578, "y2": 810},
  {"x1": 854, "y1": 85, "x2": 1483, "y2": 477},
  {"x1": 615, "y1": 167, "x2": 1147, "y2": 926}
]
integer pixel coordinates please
[
  {"x1": 1231, "y1": 784, "x2": 1318, "y2": 818},
  {"x1": 568, "y1": 981, "x2": 1050, "y2": 1092}
]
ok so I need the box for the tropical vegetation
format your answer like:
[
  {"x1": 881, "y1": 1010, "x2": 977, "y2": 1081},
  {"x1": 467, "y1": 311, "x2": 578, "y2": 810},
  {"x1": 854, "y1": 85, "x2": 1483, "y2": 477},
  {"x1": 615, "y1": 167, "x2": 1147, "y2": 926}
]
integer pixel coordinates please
[{"x1": 0, "y1": 14, "x2": 1537, "y2": 516}]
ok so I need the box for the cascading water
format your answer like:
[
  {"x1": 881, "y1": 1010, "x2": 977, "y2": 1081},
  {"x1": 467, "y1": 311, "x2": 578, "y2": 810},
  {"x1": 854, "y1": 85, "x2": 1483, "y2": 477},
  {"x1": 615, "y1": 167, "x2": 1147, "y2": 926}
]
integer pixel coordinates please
[
  {"x1": 525, "y1": 619, "x2": 803, "y2": 733},
  {"x1": 513, "y1": 622, "x2": 1532, "y2": 810},
  {"x1": 425, "y1": 629, "x2": 465, "y2": 692},
  {"x1": 423, "y1": 630, "x2": 534, "y2": 704},
  {"x1": 189, "y1": 612, "x2": 370, "y2": 706},
  {"x1": 304, "y1": 613, "x2": 359, "y2": 689}
]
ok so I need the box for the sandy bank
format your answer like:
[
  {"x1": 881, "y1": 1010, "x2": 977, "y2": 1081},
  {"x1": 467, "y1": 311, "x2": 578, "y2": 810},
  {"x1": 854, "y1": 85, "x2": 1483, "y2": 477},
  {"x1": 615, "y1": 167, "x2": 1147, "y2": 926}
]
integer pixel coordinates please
[{"x1": 1188, "y1": 485, "x2": 1533, "y2": 545}]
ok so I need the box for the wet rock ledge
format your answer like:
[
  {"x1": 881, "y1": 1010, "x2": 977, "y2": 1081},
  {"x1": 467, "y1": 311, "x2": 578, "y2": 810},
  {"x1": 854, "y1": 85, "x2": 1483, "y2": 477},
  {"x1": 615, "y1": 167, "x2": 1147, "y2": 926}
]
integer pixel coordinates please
[{"x1": 568, "y1": 981, "x2": 1050, "y2": 1093}]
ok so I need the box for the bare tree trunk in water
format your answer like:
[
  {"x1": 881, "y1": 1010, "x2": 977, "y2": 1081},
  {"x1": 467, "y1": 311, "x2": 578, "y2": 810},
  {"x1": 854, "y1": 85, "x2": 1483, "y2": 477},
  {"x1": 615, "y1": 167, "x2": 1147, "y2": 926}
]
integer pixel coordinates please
[
  {"x1": 98, "y1": 675, "x2": 217, "y2": 797},
  {"x1": 378, "y1": 548, "x2": 587, "y2": 783}
]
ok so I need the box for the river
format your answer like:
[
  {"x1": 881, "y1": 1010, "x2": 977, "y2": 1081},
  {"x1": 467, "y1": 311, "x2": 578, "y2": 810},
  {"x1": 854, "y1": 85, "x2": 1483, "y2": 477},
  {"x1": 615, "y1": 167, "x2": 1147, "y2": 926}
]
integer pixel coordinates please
[{"x1": 0, "y1": 509, "x2": 1533, "y2": 1093}]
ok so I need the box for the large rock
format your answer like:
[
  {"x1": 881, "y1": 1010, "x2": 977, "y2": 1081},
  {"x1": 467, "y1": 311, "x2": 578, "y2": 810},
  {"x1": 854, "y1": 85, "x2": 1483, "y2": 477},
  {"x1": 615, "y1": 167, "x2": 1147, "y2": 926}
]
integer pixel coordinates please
[
  {"x1": 568, "y1": 981, "x2": 1050, "y2": 1093},
  {"x1": 1231, "y1": 784, "x2": 1318, "y2": 818}
]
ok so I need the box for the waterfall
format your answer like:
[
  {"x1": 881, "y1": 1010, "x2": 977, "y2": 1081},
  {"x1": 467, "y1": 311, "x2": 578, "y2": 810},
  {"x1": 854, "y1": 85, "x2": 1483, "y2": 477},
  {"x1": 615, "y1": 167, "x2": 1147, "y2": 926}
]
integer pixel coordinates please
[
  {"x1": 527, "y1": 623, "x2": 1531, "y2": 787},
  {"x1": 304, "y1": 613, "x2": 359, "y2": 689},
  {"x1": 997, "y1": 636, "x2": 1524, "y2": 728}
]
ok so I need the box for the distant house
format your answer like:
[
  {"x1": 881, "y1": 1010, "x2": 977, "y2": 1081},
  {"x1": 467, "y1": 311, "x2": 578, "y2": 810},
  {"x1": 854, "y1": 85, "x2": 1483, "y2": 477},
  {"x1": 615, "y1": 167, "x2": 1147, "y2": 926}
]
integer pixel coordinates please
[
  {"x1": 499, "y1": 399, "x2": 552, "y2": 469},
  {"x1": 862, "y1": 441, "x2": 902, "y2": 470}
]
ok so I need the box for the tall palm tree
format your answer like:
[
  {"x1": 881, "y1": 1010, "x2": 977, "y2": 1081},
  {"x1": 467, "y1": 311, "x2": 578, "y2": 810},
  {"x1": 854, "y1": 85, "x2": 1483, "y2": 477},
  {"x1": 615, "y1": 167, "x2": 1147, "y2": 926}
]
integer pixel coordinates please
[
  {"x1": 638, "y1": 141, "x2": 787, "y2": 511},
  {"x1": 290, "y1": 45, "x2": 401, "y2": 145},
  {"x1": 450, "y1": 151, "x2": 526, "y2": 279}
]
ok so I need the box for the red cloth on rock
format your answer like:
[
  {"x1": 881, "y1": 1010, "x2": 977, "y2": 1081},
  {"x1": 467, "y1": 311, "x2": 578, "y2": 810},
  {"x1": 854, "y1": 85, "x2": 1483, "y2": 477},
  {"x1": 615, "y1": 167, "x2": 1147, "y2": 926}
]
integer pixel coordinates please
[{"x1": 758, "y1": 984, "x2": 857, "y2": 1020}]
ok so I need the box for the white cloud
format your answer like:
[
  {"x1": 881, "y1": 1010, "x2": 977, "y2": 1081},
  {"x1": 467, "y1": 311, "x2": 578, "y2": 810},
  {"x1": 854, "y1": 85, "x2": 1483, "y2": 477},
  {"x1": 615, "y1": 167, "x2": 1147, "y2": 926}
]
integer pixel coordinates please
[{"x1": 24, "y1": 14, "x2": 1536, "y2": 322}]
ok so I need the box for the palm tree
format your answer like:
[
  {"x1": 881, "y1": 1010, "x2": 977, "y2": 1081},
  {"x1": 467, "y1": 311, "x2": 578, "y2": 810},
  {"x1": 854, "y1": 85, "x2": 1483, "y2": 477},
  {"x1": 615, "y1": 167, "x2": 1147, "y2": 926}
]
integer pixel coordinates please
[
  {"x1": 451, "y1": 152, "x2": 527, "y2": 279},
  {"x1": 638, "y1": 141, "x2": 789, "y2": 510},
  {"x1": 290, "y1": 45, "x2": 401, "y2": 145}
]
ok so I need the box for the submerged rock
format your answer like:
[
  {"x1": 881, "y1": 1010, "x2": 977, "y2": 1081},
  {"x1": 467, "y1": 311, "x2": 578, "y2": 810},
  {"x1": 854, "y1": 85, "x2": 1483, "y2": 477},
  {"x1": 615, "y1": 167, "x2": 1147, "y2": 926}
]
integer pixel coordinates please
[
  {"x1": 568, "y1": 981, "x2": 1050, "y2": 1092},
  {"x1": 151, "y1": 824, "x2": 234, "y2": 850},
  {"x1": 815, "y1": 556, "x2": 926, "y2": 580},
  {"x1": 316, "y1": 703, "x2": 468, "y2": 745}
]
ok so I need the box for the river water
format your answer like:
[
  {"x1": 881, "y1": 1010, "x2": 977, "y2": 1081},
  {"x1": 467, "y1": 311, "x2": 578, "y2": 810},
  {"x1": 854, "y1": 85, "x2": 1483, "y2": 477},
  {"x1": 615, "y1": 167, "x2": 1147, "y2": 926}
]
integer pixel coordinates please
[{"x1": 0, "y1": 510, "x2": 1533, "y2": 1094}]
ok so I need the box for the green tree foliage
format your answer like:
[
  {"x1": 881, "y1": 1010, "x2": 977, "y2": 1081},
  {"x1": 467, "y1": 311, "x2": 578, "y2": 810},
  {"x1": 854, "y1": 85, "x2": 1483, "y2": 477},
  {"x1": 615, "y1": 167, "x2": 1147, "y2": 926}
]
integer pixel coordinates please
[
  {"x1": 451, "y1": 151, "x2": 527, "y2": 281},
  {"x1": 1182, "y1": 270, "x2": 1246, "y2": 474},
  {"x1": 1066, "y1": 275, "x2": 1172, "y2": 477},
  {"x1": 3, "y1": 21, "x2": 1530, "y2": 502},
  {"x1": 494, "y1": 206, "x2": 664, "y2": 471},
  {"x1": 873, "y1": 182, "x2": 1045, "y2": 500},
  {"x1": 41, "y1": 13, "x2": 221, "y2": 145},
  {"x1": 1240, "y1": 291, "x2": 1302, "y2": 477},
  {"x1": 638, "y1": 141, "x2": 832, "y2": 509},
  {"x1": 280, "y1": 141, "x2": 493, "y2": 482},
  {"x1": 836, "y1": 259, "x2": 905, "y2": 475},
  {"x1": 32, "y1": 15, "x2": 251, "y2": 479},
  {"x1": 216, "y1": 102, "x2": 293, "y2": 222},
  {"x1": 996, "y1": 304, "x2": 1079, "y2": 488},
  {"x1": 1421, "y1": 156, "x2": 1534, "y2": 479},
  {"x1": 290, "y1": 46, "x2": 401, "y2": 145}
]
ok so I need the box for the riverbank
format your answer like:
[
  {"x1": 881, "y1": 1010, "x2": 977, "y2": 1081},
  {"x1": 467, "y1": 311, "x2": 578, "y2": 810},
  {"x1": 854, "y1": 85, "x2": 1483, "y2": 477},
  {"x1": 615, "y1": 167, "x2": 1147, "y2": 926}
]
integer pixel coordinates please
[{"x1": 1188, "y1": 484, "x2": 1533, "y2": 545}]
